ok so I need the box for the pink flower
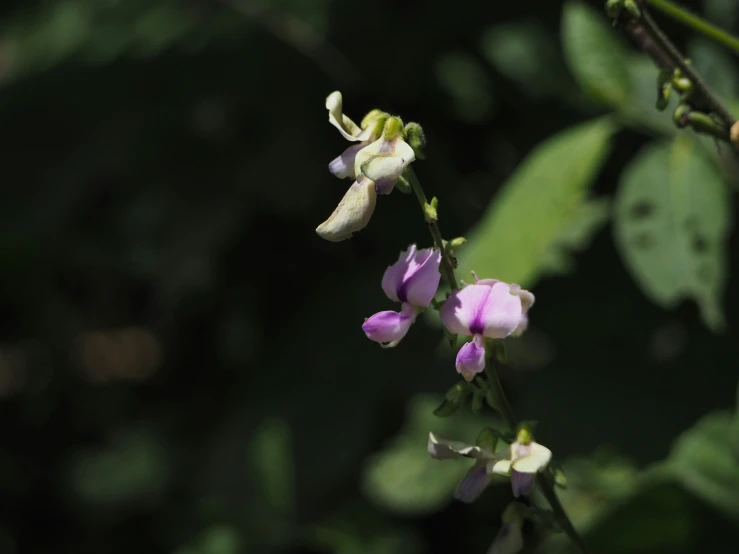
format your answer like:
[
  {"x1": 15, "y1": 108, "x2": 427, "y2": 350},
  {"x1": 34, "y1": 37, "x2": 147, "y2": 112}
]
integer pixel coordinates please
[
  {"x1": 362, "y1": 245, "x2": 441, "y2": 347},
  {"x1": 440, "y1": 277, "x2": 533, "y2": 381}
]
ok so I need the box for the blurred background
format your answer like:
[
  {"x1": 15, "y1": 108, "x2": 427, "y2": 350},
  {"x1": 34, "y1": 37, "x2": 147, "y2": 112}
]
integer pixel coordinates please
[{"x1": 0, "y1": 0, "x2": 738, "y2": 552}]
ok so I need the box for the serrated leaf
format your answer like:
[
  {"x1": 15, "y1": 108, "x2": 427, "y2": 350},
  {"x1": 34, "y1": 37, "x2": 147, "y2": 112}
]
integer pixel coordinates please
[
  {"x1": 361, "y1": 394, "x2": 487, "y2": 516},
  {"x1": 562, "y1": 1, "x2": 632, "y2": 108},
  {"x1": 457, "y1": 117, "x2": 616, "y2": 287},
  {"x1": 613, "y1": 136, "x2": 730, "y2": 331},
  {"x1": 665, "y1": 411, "x2": 739, "y2": 522}
]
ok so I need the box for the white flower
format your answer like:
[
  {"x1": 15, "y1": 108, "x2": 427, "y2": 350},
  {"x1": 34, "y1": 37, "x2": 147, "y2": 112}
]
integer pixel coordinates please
[{"x1": 491, "y1": 434, "x2": 552, "y2": 497}]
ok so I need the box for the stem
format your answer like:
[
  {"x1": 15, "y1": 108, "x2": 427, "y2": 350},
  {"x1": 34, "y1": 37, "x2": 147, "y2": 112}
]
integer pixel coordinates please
[
  {"x1": 639, "y1": 8, "x2": 736, "y2": 127},
  {"x1": 485, "y1": 365, "x2": 592, "y2": 554},
  {"x1": 645, "y1": 0, "x2": 739, "y2": 54},
  {"x1": 405, "y1": 167, "x2": 459, "y2": 290}
]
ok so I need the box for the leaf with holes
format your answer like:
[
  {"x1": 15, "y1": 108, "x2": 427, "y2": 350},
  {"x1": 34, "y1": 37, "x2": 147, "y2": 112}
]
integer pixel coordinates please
[
  {"x1": 457, "y1": 117, "x2": 616, "y2": 288},
  {"x1": 613, "y1": 137, "x2": 730, "y2": 331}
]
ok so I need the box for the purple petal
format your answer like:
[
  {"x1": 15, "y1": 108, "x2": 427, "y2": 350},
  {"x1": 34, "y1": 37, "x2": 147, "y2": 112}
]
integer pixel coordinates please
[
  {"x1": 374, "y1": 178, "x2": 397, "y2": 195},
  {"x1": 329, "y1": 143, "x2": 365, "y2": 179},
  {"x1": 455, "y1": 336, "x2": 486, "y2": 381},
  {"x1": 362, "y1": 303, "x2": 416, "y2": 344},
  {"x1": 454, "y1": 461, "x2": 491, "y2": 503},
  {"x1": 510, "y1": 469, "x2": 536, "y2": 498},
  {"x1": 381, "y1": 246, "x2": 441, "y2": 307},
  {"x1": 441, "y1": 281, "x2": 523, "y2": 338}
]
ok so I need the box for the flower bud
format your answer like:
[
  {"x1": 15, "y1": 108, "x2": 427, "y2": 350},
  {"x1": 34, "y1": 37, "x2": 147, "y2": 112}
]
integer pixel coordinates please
[
  {"x1": 404, "y1": 122, "x2": 426, "y2": 159},
  {"x1": 475, "y1": 427, "x2": 498, "y2": 451}
]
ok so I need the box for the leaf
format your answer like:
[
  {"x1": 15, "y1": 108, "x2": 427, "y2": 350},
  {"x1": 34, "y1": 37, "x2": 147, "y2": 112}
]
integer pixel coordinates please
[
  {"x1": 249, "y1": 418, "x2": 295, "y2": 519},
  {"x1": 361, "y1": 394, "x2": 487, "y2": 516},
  {"x1": 613, "y1": 136, "x2": 730, "y2": 331},
  {"x1": 435, "y1": 51, "x2": 496, "y2": 122},
  {"x1": 665, "y1": 411, "x2": 739, "y2": 523},
  {"x1": 457, "y1": 117, "x2": 616, "y2": 287},
  {"x1": 561, "y1": 1, "x2": 632, "y2": 108},
  {"x1": 687, "y1": 38, "x2": 739, "y2": 101}
]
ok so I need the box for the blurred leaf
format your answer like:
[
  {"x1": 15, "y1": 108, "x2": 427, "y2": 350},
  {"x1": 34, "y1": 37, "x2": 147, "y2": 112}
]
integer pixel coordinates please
[
  {"x1": 480, "y1": 21, "x2": 566, "y2": 99},
  {"x1": 687, "y1": 38, "x2": 739, "y2": 101},
  {"x1": 435, "y1": 51, "x2": 495, "y2": 122},
  {"x1": 65, "y1": 428, "x2": 170, "y2": 513},
  {"x1": 613, "y1": 136, "x2": 730, "y2": 331},
  {"x1": 362, "y1": 394, "x2": 486, "y2": 516},
  {"x1": 562, "y1": 1, "x2": 631, "y2": 108},
  {"x1": 458, "y1": 117, "x2": 616, "y2": 287},
  {"x1": 665, "y1": 411, "x2": 739, "y2": 522},
  {"x1": 704, "y1": 0, "x2": 739, "y2": 30},
  {"x1": 249, "y1": 417, "x2": 295, "y2": 518}
]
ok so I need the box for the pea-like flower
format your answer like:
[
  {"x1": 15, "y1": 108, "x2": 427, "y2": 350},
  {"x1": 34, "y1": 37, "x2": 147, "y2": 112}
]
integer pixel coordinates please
[
  {"x1": 491, "y1": 429, "x2": 552, "y2": 497},
  {"x1": 362, "y1": 245, "x2": 441, "y2": 347},
  {"x1": 440, "y1": 277, "x2": 533, "y2": 381},
  {"x1": 317, "y1": 91, "x2": 416, "y2": 242},
  {"x1": 428, "y1": 428, "x2": 552, "y2": 500}
]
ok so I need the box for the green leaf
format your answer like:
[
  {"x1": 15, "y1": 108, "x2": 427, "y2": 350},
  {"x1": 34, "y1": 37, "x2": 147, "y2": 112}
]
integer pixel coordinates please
[
  {"x1": 687, "y1": 38, "x2": 739, "y2": 101},
  {"x1": 665, "y1": 411, "x2": 739, "y2": 523},
  {"x1": 457, "y1": 117, "x2": 616, "y2": 287},
  {"x1": 562, "y1": 1, "x2": 632, "y2": 108},
  {"x1": 613, "y1": 136, "x2": 730, "y2": 331},
  {"x1": 435, "y1": 51, "x2": 496, "y2": 122},
  {"x1": 249, "y1": 418, "x2": 295, "y2": 518},
  {"x1": 361, "y1": 394, "x2": 487, "y2": 516}
]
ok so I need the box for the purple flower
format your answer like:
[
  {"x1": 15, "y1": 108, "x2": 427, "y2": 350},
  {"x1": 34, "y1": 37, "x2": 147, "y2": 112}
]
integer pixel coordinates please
[
  {"x1": 440, "y1": 277, "x2": 534, "y2": 381},
  {"x1": 363, "y1": 245, "x2": 441, "y2": 347}
]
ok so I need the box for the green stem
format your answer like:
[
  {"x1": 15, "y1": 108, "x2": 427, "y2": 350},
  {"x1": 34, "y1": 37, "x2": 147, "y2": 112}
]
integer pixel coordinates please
[
  {"x1": 405, "y1": 167, "x2": 459, "y2": 290},
  {"x1": 645, "y1": 0, "x2": 739, "y2": 53},
  {"x1": 485, "y1": 364, "x2": 592, "y2": 554},
  {"x1": 638, "y1": 7, "x2": 736, "y2": 128}
]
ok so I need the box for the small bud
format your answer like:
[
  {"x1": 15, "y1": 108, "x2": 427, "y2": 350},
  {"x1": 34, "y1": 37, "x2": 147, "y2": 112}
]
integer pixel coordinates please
[
  {"x1": 361, "y1": 109, "x2": 387, "y2": 129},
  {"x1": 673, "y1": 104, "x2": 691, "y2": 128},
  {"x1": 404, "y1": 122, "x2": 426, "y2": 160},
  {"x1": 449, "y1": 237, "x2": 467, "y2": 250},
  {"x1": 382, "y1": 116, "x2": 404, "y2": 140},
  {"x1": 515, "y1": 426, "x2": 533, "y2": 445},
  {"x1": 423, "y1": 201, "x2": 438, "y2": 223},
  {"x1": 623, "y1": 0, "x2": 641, "y2": 18},
  {"x1": 433, "y1": 382, "x2": 469, "y2": 417},
  {"x1": 656, "y1": 69, "x2": 671, "y2": 111},
  {"x1": 475, "y1": 427, "x2": 498, "y2": 451}
]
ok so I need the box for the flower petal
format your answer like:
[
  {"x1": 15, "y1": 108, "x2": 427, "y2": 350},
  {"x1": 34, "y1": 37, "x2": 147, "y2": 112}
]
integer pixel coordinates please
[
  {"x1": 325, "y1": 91, "x2": 364, "y2": 141},
  {"x1": 511, "y1": 442, "x2": 552, "y2": 473},
  {"x1": 456, "y1": 336, "x2": 486, "y2": 382},
  {"x1": 427, "y1": 432, "x2": 490, "y2": 460},
  {"x1": 381, "y1": 246, "x2": 441, "y2": 307},
  {"x1": 490, "y1": 459, "x2": 512, "y2": 476},
  {"x1": 374, "y1": 178, "x2": 397, "y2": 195},
  {"x1": 442, "y1": 281, "x2": 523, "y2": 338},
  {"x1": 354, "y1": 137, "x2": 416, "y2": 182},
  {"x1": 454, "y1": 462, "x2": 492, "y2": 503},
  {"x1": 316, "y1": 177, "x2": 377, "y2": 242},
  {"x1": 488, "y1": 521, "x2": 524, "y2": 554},
  {"x1": 381, "y1": 245, "x2": 417, "y2": 302},
  {"x1": 510, "y1": 469, "x2": 537, "y2": 498},
  {"x1": 362, "y1": 303, "x2": 416, "y2": 344},
  {"x1": 329, "y1": 143, "x2": 365, "y2": 179}
]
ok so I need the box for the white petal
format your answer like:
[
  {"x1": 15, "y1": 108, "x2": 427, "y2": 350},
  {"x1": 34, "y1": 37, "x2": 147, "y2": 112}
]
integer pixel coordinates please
[
  {"x1": 354, "y1": 137, "x2": 416, "y2": 182},
  {"x1": 428, "y1": 432, "x2": 490, "y2": 460},
  {"x1": 490, "y1": 459, "x2": 512, "y2": 475},
  {"x1": 511, "y1": 442, "x2": 552, "y2": 473},
  {"x1": 326, "y1": 91, "x2": 363, "y2": 141},
  {"x1": 315, "y1": 177, "x2": 377, "y2": 242}
]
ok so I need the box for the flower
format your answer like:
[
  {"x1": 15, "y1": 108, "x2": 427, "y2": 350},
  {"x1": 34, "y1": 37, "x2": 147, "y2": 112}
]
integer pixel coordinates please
[
  {"x1": 440, "y1": 276, "x2": 534, "y2": 381},
  {"x1": 427, "y1": 431, "x2": 499, "y2": 503},
  {"x1": 491, "y1": 429, "x2": 552, "y2": 497},
  {"x1": 362, "y1": 245, "x2": 441, "y2": 347},
  {"x1": 317, "y1": 92, "x2": 417, "y2": 241}
]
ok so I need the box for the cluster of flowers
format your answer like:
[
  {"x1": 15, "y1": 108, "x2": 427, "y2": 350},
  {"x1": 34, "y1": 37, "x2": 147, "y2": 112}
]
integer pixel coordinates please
[{"x1": 317, "y1": 92, "x2": 553, "y2": 551}]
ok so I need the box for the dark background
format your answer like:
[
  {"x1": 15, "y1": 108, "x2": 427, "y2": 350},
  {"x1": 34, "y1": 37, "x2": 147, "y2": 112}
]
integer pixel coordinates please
[{"x1": 0, "y1": 0, "x2": 737, "y2": 553}]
